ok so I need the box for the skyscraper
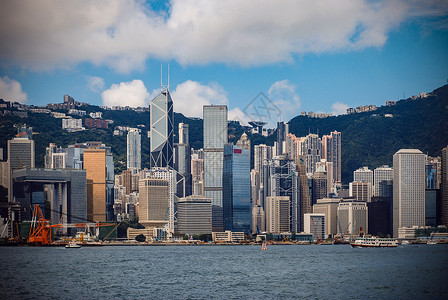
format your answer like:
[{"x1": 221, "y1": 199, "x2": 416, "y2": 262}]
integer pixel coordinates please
[
  {"x1": 203, "y1": 105, "x2": 228, "y2": 231},
  {"x1": 150, "y1": 88, "x2": 174, "y2": 168},
  {"x1": 174, "y1": 143, "x2": 192, "y2": 197},
  {"x1": 84, "y1": 149, "x2": 107, "y2": 222},
  {"x1": 374, "y1": 165, "x2": 393, "y2": 197},
  {"x1": 127, "y1": 128, "x2": 141, "y2": 171},
  {"x1": 8, "y1": 138, "x2": 35, "y2": 170},
  {"x1": 354, "y1": 166, "x2": 373, "y2": 185},
  {"x1": 177, "y1": 195, "x2": 212, "y2": 235},
  {"x1": 265, "y1": 196, "x2": 290, "y2": 234},
  {"x1": 349, "y1": 181, "x2": 372, "y2": 202},
  {"x1": 174, "y1": 122, "x2": 192, "y2": 197},
  {"x1": 321, "y1": 131, "x2": 342, "y2": 183},
  {"x1": 312, "y1": 166, "x2": 327, "y2": 204},
  {"x1": 264, "y1": 156, "x2": 300, "y2": 232},
  {"x1": 138, "y1": 177, "x2": 170, "y2": 229},
  {"x1": 223, "y1": 144, "x2": 251, "y2": 234},
  {"x1": 178, "y1": 123, "x2": 189, "y2": 145},
  {"x1": 276, "y1": 121, "x2": 289, "y2": 156},
  {"x1": 145, "y1": 168, "x2": 176, "y2": 233},
  {"x1": 393, "y1": 149, "x2": 425, "y2": 237},
  {"x1": 441, "y1": 146, "x2": 448, "y2": 226},
  {"x1": 299, "y1": 133, "x2": 321, "y2": 175}
]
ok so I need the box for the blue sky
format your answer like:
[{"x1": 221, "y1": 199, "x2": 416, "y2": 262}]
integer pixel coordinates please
[{"x1": 0, "y1": 0, "x2": 447, "y2": 128}]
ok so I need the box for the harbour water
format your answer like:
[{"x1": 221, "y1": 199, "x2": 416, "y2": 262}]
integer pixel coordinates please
[{"x1": 1, "y1": 244, "x2": 447, "y2": 299}]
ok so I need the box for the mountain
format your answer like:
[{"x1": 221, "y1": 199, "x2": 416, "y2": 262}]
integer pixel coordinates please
[
  {"x1": 287, "y1": 84, "x2": 448, "y2": 181},
  {"x1": 1, "y1": 84, "x2": 447, "y2": 183}
]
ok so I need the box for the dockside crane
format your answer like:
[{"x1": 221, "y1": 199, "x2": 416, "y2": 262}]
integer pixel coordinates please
[{"x1": 28, "y1": 204, "x2": 116, "y2": 245}]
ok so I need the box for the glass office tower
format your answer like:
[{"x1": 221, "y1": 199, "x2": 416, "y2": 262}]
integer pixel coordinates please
[
  {"x1": 203, "y1": 105, "x2": 228, "y2": 231},
  {"x1": 223, "y1": 144, "x2": 251, "y2": 234}
]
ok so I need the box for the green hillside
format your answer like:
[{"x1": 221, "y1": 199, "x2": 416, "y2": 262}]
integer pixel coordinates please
[
  {"x1": 287, "y1": 84, "x2": 448, "y2": 181},
  {"x1": 1, "y1": 84, "x2": 447, "y2": 183}
]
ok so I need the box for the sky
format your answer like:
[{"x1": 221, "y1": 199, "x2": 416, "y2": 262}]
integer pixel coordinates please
[{"x1": 0, "y1": 0, "x2": 447, "y2": 128}]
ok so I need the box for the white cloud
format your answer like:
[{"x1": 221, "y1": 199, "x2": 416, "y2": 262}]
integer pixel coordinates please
[
  {"x1": 101, "y1": 79, "x2": 149, "y2": 107},
  {"x1": 87, "y1": 76, "x2": 105, "y2": 93},
  {"x1": 0, "y1": 76, "x2": 27, "y2": 103},
  {"x1": 171, "y1": 80, "x2": 228, "y2": 118},
  {"x1": 331, "y1": 101, "x2": 350, "y2": 115},
  {"x1": 267, "y1": 80, "x2": 301, "y2": 125},
  {"x1": 1, "y1": 0, "x2": 446, "y2": 72},
  {"x1": 228, "y1": 107, "x2": 250, "y2": 126}
]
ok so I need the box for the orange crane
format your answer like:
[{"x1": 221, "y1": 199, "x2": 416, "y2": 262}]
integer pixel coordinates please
[
  {"x1": 28, "y1": 204, "x2": 116, "y2": 245},
  {"x1": 28, "y1": 205, "x2": 53, "y2": 245}
]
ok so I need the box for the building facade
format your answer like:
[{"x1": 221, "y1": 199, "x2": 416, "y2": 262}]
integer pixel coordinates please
[
  {"x1": 127, "y1": 128, "x2": 141, "y2": 171},
  {"x1": 265, "y1": 196, "x2": 290, "y2": 234},
  {"x1": 223, "y1": 144, "x2": 251, "y2": 234},
  {"x1": 321, "y1": 131, "x2": 342, "y2": 183},
  {"x1": 442, "y1": 146, "x2": 448, "y2": 226},
  {"x1": 176, "y1": 196, "x2": 212, "y2": 235},
  {"x1": 337, "y1": 201, "x2": 368, "y2": 235},
  {"x1": 393, "y1": 149, "x2": 425, "y2": 237},
  {"x1": 203, "y1": 105, "x2": 228, "y2": 231},
  {"x1": 304, "y1": 213, "x2": 326, "y2": 241},
  {"x1": 150, "y1": 88, "x2": 174, "y2": 168}
]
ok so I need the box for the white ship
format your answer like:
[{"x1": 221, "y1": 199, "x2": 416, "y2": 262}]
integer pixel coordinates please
[{"x1": 350, "y1": 237, "x2": 398, "y2": 248}]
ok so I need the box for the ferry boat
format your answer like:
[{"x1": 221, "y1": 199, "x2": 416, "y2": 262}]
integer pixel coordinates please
[{"x1": 350, "y1": 237, "x2": 398, "y2": 248}]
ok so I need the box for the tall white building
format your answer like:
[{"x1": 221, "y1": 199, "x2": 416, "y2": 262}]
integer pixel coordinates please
[
  {"x1": 203, "y1": 105, "x2": 228, "y2": 231},
  {"x1": 179, "y1": 123, "x2": 189, "y2": 145},
  {"x1": 374, "y1": 165, "x2": 393, "y2": 197},
  {"x1": 393, "y1": 149, "x2": 425, "y2": 237},
  {"x1": 127, "y1": 128, "x2": 141, "y2": 171}
]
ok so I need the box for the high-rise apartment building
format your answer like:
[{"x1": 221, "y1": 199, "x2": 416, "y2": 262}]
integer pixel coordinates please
[
  {"x1": 203, "y1": 105, "x2": 228, "y2": 231},
  {"x1": 322, "y1": 131, "x2": 342, "y2": 183},
  {"x1": 265, "y1": 196, "x2": 290, "y2": 234},
  {"x1": 299, "y1": 133, "x2": 321, "y2": 175},
  {"x1": 316, "y1": 159, "x2": 334, "y2": 196},
  {"x1": 127, "y1": 128, "x2": 141, "y2": 171},
  {"x1": 223, "y1": 144, "x2": 251, "y2": 234},
  {"x1": 374, "y1": 165, "x2": 393, "y2": 197},
  {"x1": 150, "y1": 88, "x2": 174, "y2": 168},
  {"x1": 312, "y1": 166, "x2": 327, "y2": 205},
  {"x1": 440, "y1": 146, "x2": 448, "y2": 226},
  {"x1": 178, "y1": 123, "x2": 189, "y2": 145},
  {"x1": 393, "y1": 149, "x2": 425, "y2": 237}
]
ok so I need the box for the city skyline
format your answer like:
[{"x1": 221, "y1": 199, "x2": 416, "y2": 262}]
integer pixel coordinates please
[{"x1": 1, "y1": 1, "x2": 447, "y2": 128}]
